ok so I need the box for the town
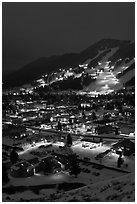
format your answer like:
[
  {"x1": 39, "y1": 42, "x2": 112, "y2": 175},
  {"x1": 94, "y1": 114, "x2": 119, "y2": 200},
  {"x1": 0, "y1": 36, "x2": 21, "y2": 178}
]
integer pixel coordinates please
[
  {"x1": 2, "y1": 2, "x2": 135, "y2": 201},
  {"x1": 2, "y1": 84, "x2": 135, "y2": 201}
]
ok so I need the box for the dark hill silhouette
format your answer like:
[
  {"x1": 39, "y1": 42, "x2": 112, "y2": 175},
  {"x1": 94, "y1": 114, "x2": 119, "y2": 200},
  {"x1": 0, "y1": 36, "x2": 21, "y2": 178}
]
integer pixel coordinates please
[{"x1": 3, "y1": 39, "x2": 134, "y2": 88}]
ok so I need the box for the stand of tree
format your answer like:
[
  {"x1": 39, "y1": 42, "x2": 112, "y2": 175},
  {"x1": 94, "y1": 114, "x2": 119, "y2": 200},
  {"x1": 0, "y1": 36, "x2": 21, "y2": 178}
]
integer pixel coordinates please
[
  {"x1": 10, "y1": 149, "x2": 19, "y2": 164},
  {"x1": 2, "y1": 163, "x2": 9, "y2": 185},
  {"x1": 68, "y1": 154, "x2": 81, "y2": 177},
  {"x1": 66, "y1": 133, "x2": 72, "y2": 147}
]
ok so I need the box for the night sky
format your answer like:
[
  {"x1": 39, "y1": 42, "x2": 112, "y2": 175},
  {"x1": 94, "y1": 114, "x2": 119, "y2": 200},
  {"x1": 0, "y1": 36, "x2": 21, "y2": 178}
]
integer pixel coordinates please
[{"x1": 2, "y1": 2, "x2": 135, "y2": 75}]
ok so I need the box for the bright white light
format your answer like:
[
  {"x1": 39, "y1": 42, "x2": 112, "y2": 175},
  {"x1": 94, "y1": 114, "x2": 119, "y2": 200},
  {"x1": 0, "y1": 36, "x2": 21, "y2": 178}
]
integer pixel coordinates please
[{"x1": 50, "y1": 117, "x2": 54, "y2": 122}]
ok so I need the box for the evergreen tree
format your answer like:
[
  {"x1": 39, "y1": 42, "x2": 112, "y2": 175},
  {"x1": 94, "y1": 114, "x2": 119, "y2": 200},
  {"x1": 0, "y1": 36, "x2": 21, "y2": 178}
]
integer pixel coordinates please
[
  {"x1": 69, "y1": 117, "x2": 72, "y2": 125},
  {"x1": 57, "y1": 121, "x2": 62, "y2": 131},
  {"x1": 115, "y1": 127, "x2": 119, "y2": 135},
  {"x1": 82, "y1": 111, "x2": 86, "y2": 119},
  {"x1": 40, "y1": 159, "x2": 53, "y2": 174},
  {"x1": 66, "y1": 133, "x2": 72, "y2": 147},
  {"x1": 92, "y1": 111, "x2": 97, "y2": 120},
  {"x1": 68, "y1": 154, "x2": 81, "y2": 177},
  {"x1": 117, "y1": 155, "x2": 123, "y2": 168},
  {"x1": 10, "y1": 149, "x2": 19, "y2": 164},
  {"x1": 2, "y1": 163, "x2": 9, "y2": 185}
]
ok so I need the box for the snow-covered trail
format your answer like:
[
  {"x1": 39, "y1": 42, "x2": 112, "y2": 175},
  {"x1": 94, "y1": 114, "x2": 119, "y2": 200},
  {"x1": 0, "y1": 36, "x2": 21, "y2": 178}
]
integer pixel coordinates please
[{"x1": 83, "y1": 66, "x2": 122, "y2": 94}]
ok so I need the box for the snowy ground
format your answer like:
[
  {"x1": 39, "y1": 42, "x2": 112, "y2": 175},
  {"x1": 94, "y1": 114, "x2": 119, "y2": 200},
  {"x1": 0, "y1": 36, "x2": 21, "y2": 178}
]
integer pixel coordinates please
[
  {"x1": 3, "y1": 136, "x2": 134, "y2": 173},
  {"x1": 83, "y1": 67, "x2": 122, "y2": 94},
  {"x1": 16, "y1": 139, "x2": 135, "y2": 172},
  {"x1": 82, "y1": 50, "x2": 134, "y2": 95},
  {"x1": 3, "y1": 164, "x2": 127, "y2": 201},
  {"x1": 3, "y1": 134, "x2": 135, "y2": 201},
  {"x1": 3, "y1": 172, "x2": 134, "y2": 202},
  {"x1": 4, "y1": 138, "x2": 133, "y2": 201},
  {"x1": 2, "y1": 118, "x2": 135, "y2": 201},
  {"x1": 5, "y1": 172, "x2": 70, "y2": 187},
  {"x1": 71, "y1": 141, "x2": 135, "y2": 172},
  {"x1": 4, "y1": 159, "x2": 125, "y2": 188},
  {"x1": 54, "y1": 173, "x2": 135, "y2": 202}
]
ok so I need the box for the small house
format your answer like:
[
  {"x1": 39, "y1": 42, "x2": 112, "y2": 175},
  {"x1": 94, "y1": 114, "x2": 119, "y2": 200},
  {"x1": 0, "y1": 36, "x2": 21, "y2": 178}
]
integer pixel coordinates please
[
  {"x1": 10, "y1": 161, "x2": 35, "y2": 178},
  {"x1": 35, "y1": 156, "x2": 62, "y2": 174},
  {"x1": 112, "y1": 139, "x2": 135, "y2": 156}
]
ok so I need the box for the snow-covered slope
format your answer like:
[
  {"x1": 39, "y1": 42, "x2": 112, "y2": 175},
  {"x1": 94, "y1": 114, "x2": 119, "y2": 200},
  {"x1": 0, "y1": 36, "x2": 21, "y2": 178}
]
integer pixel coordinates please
[
  {"x1": 34, "y1": 40, "x2": 134, "y2": 95},
  {"x1": 4, "y1": 39, "x2": 134, "y2": 93},
  {"x1": 3, "y1": 170, "x2": 134, "y2": 202},
  {"x1": 81, "y1": 48, "x2": 134, "y2": 94},
  {"x1": 55, "y1": 173, "x2": 135, "y2": 202}
]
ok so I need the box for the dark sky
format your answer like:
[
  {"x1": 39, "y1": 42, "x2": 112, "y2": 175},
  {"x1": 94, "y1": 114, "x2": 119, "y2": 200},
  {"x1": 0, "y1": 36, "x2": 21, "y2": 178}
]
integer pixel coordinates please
[{"x1": 2, "y1": 2, "x2": 135, "y2": 75}]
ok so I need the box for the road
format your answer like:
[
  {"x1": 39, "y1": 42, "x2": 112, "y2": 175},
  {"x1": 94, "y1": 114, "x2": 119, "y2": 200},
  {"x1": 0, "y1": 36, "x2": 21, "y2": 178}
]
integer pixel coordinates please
[{"x1": 26, "y1": 126, "x2": 135, "y2": 141}]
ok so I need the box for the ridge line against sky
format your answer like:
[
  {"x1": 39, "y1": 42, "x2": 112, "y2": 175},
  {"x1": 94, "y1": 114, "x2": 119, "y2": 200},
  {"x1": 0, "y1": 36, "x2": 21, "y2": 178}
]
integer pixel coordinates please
[{"x1": 2, "y1": 2, "x2": 135, "y2": 75}]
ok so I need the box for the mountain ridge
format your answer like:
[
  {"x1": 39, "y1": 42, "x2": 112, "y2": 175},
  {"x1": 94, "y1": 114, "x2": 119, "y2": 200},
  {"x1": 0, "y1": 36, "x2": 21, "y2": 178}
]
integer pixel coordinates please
[{"x1": 3, "y1": 38, "x2": 134, "y2": 89}]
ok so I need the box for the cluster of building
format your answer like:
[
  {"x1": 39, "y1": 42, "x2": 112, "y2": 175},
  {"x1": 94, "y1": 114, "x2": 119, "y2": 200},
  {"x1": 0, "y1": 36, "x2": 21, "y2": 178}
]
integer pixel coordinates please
[{"x1": 2, "y1": 84, "x2": 135, "y2": 182}]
